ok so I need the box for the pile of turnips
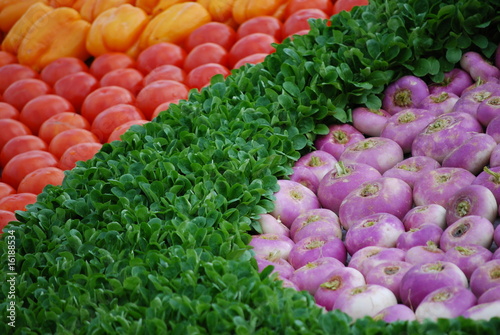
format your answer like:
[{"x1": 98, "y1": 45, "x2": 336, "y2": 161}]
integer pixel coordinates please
[{"x1": 250, "y1": 45, "x2": 500, "y2": 322}]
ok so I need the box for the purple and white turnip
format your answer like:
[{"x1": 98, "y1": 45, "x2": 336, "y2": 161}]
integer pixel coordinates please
[
  {"x1": 382, "y1": 75, "x2": 430, "y2": 115},
  {"x1": 351, "y1": 107, "x2": 391, "y2": 137},
  {"x1": 404, "y1": 242, "x2": 446, "y2": 265},
  {"x1": 414, "y1": 286, "x2": 477, "y2": 321},
  {"x1": 383, "y1": 156, "x2": 441, "y2": 189},
  {"x1": 440, "y1": 215, "x2": 494, "y2": 252},
  {"x1": 444, "y1": 245, "x2": 493, "y2": 279},
  {"x1": 314, "y1": 124, "x2": 365, "y2": 160},
  {"x1": 444, "y1": 185, "x2": 498, "y2": 225}
]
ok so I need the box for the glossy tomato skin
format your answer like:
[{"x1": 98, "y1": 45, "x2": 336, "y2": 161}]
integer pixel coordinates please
[
  {"x1": 151, "y1": 99, "x2": 181, "y2": 120},
  {"x1": 41, "y1": 57, "x2": 90, "y2": 86},
  {"x1": 0, "y1": 193, "x2": 37, "y2": 212},
  {"x1": 48, "y1": 129, "x2": 100, "y2": 159},
  {"x1": 228, "y1": 33, "x2": 278, "y2": 68},
  {"x1": 137, "y1": 42, "x2": 186, "y2": 74},
  {"x1": 54, "y1": 71, "x2": 99, "y2": 112},
  {"x1": 0, "y1": 64, "x2": 39, "y2": 94},
  {"x1": 0, "y1": 182, "x2": 15, "y2": 201},
  {"x1": 136, "y1": 80, "x2": 189, "y2": 120},
  {"x1": 107, "y1": 119, "x2": 149, "y2": 143},
  {"x1": 183, "y1": 43, "x2": 229, "y2": 73},
  {"x1": 233, "y1": 53, "x2": 268, "y2": 69},
  {"x1": 185, "y1": 63, "x2": 231, "y2": 90},
  {"x1": 38, "y1": 112, "x2": 91, "y2": 144},
  {"x1": 90, "y1": 52, "x2": 136, "y2": 80},
  {"x1": 91, "y1": 104, "x2": 145, "y2": 143},
  {"x1": 143, "y1": 65, "x2": 186, "y2": 86},
  {"x1": 19, "y1": 94, "x2": 76, "y2": 135},
  {"x1": 285, "y1": 0, "x2": 333, "y2": 18},
  {"x1": 1, "y1": 150, "x2": 58, "y2": 189},
  {"x1": 0, "y1": 209, "x2": 17, "y2": 233},
  {"x1": 236, "y1": 16, "x2": 284, "y2": 42},
  {"x1": 100, "y1": 68, "x2": 144, "y2": 95},
  {"x1": 0, "y1": 102, "x2": 19, "y2": 120},
  {"x1": 0, "y1": 135, "x2": 48, "y2": 168},
  {"x1": 81, "y1": 86, "x2": 136, "y2": 124},
  {"x1": 332, "y1": 0, "x2": 368, "y2": 14},
  {"x1": 17, "y1": 167, "x2": 65, "y2": 194},
  {"x1": 2, "y1": 78, "x2": 52, "y2": 111},
  {"x1": 184, "y1": 22, "x2": 237, "y2": 52},
  {"x1": 0, "y1": 119, "x2": 32, "y2": 152},
  {"x1": 58, "y1": 142, "x2": 103, "y2": 171},
  {"x1": 283, "y1": 8, "x2": 329, "y2": 37},
  {"x1": 0, "y1": 51, "x2": 17, "y2": 67}
]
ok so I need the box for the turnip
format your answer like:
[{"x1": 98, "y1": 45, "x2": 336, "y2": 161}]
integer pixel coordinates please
[
  {"x1": 405, "y1": 242, "x2": 446, "y2": 264},
  {"x1": 493, "y1": 248, "x2": 500, "y2": 260},
  {"x1": 490, "y1": 144, "x2": 500, "y2": 167},
  {"x1": 413, "y1": 167, "x2": 476, "y2": 207},
  {"x1": 462, "y1": 301, "x2": 500, "y2": 320},
  {"x1": 259, "y1": 213, "x2": 290, "y2": 237},
  {"x1": 495, "y1": 224, "x2": 500, "y2": 247},
  {"x1": 351, "y1": 107, "x2": 391, "y2": 137},
  {"x1": 255, "y1": 256, "x2": 295, "y2": 280},
  {"x1": 364, "y1": 260, "x2": 413, "y2": 301},
  {"x1": 380, "y1": 108, "x2": 436, "y2": 153},
  {"x1": 271, "y1": 180, "x2": 320, "y2": 228},
  {"x1": 496, "y1": 43, "x2": 500, "y2": 69},
  {"x1": 339, "y1": 177, "x2": 413, "y2": 230},
  {"x1": 472, "y1": 166, "x2": 500, "y2": 203},
  {"x1": 314, "y1": 124, "x2": 365, "y2": 160},
  {"x1": 486, "y1": 115, "x2": 500, "y2": 143},
  {"x1": 289, "y1": 166, "x2": 320, "y2": 194},
  {"x1": 414, "y1": 286, "x2": 477, "y2": 321},
  {"x1": 469, "y1": 259, "x2": 500, "y2": 297},
  {"x1": 442, "y1": 133, "x2": 497, "y2": 175},
  {"x1": 339, "y1": 137, "x2": 404, "y2": 174},
  {"x1": 290, "y1": 256, "x2": 345, "y2": 295},
  {"x1": 460, "y1": 51, "x2": 500, "y2": 81},
  {"x1": 478, "y1": 285, "x2": 500, "y2": 304},
  {"x1": 383, "y1": 156, "x2": 441, "y2": 189},
  {"x1": 293, "y1": 150, "x2": 338, "y2": 182},
  {"x1": 280, "y1": 278, "x2": 299, "y2": 290},
  {"x1": 288, "y1": 235, "x2": 346, "y2": 269},
  {"x1": 289, "y1": 208, "x2": 342, "y2": 243},
  {"x1": 344, "y1": 213, "x2": 405, "y2": 255},
  {"x1": 249, "y1": 234, "x2": 295, "y2": 261},
  {"x1": 402, "y1": 204, "x2": 447, "y2": 230},
  {"x1": 428, "y1": 68, "x2": 474, "y2": 96},
  {"x1": 411, "y1": 112, "x2": 483, "y2": 163},
  {"x1": 416, "y1": 91, "x2": 460, "y2": 116},
  {"x1": 461, "y1": 79, "x2": 500, "y2": 96},
  {"x1": 444, "y1": 245, "x2": 493, "y2": 279},
  {"x1": 382, "y1": 75, "x2": 430, "y2": 115},
  {"x1": 399, "y1": 261, "x2": 468, "y2": 310},
  {"x1": 440, "y1": 215, "x2": 494, "y2": 252},
  {"x1": 317, "y1": 162, "x2": 381, "y2": 214},
  {"x1": 372, "y1": 304, "x2": 416, "y2": 323},
  {"x1": 477, "y1": 95, "x2": 500, "y2": 127},
  {"x1": 333, "y1": 284, "x2": 398, "y2": 320},
  {"x1": 396, "y1": 224, "x2": 443, "y2": 251},
  {"x1": 348, "y1": 246, "x2": 406, "y2": 276},
  {"x1": 445, "y1": 185, "x2": 498, "y2": 225},
  {"x1": 313, "y1": 267, "x2": 366, "y2": 311},
  {"x1": 453, "y1": 82, "x2": 500, "y2": 118}
]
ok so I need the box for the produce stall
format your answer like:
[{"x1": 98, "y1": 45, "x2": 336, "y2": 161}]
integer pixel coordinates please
[{"x1": 1, "y1": 0, "x2": 500, "y2": 333}]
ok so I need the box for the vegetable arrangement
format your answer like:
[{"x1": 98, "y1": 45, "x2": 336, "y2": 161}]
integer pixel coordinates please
[{"x1": 1, "y1": 0, "x2": 500, "y2": 334}]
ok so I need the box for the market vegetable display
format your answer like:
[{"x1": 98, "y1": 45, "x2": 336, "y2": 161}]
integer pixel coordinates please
[{"x1": 1, "y1": 0, "x2": 500, "y2": 334}]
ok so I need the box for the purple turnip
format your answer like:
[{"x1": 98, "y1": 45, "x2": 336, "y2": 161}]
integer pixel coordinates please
[
  {"x1": 249, "y1": 233, "x2": 295, "y2": 261},
  {"x1": 339, "y1": 177, "x2": 413, "y2": 230},
  {"x1": 348, "y1": 246, "x2": 406, "y2": 276},
  {"x1": 289, "y1": 166, "x2": 320, "y2": 193},
  {"x1": 428, "y1": 68, "x2": 474, "y2": 96},
  {"x1": 314, "y1": 124, "x2": 365, "y2": 160},
  {"x1": 486, "y1": 115, "x2": 500, "y2": 143},
  {"x1": 495, "y1": 224, "x2": 500, "y2": 247},
  {"x1": 493, "y1": 248, "x2": 500, "y2": 260},
  {"x1": 490, "y1": 144, "x2": 500, "y2": 167},
  {"x1": 460, "y1": 51, "x2": 500, "y2": 81},
  {"x1": 396, "y1": 224, "x2": 443, "y2": 251},
  {"x1": 259, "y1": 213, "x2": 290, "y2": 237},
  {"x1": 477, "y1": 95, "x2": 500, "y2": 127},
  {"x1": 288, "y1": 235, "x2": 346, "y2": 269},
  {"x1": 402, "y1": 204, "x2": 447, "y2": 230},
  {"x1": 445, "y1": 185, "x2": 498, "y2": 225},
  {"x1": 339, "y1": 137, "x2": 404, "y2": 174},
  {"x1": 351, "y1": 107, "x2": 391, "y2": 137},
  {"x1": 452, "y1": 82, "x2": 500, "y2": 118},
  {"x1": 271, "y1": 180, "x2": 320, "y2": 228},
  {"x1": 405, "y1": 242, "x2": 446, "y2": 264},
  {"x1": 473, "y1": 166, "x2": 500, "y2": 203},
  {"x1": 440, "y1": 215, "x2": 494, "y2": 252},
  {"x1": 255, "y1": 256, "x2": 295, "y2": 280},
  {"x1": 382, "y1": 75, "x2": 430, "y2": 115},
  {"x1": 462, "y1": 301, "x2": 500, "y2": 320},
  {"x1": 478, "y1": 285, "x2": 500, "y2": 304},
  {"x1": 280, "y1": 278, "x2": 299, "y2": 290},
  {"x1": 289, "y1": 208, "x2": 342, "y2": 243},
  {"x1": 411, "y1": 112, "x2": 483, "y2": 163},
  {"x1": 364, "y1": 260, "x2": 413, "y2": 301},
  {"x1": 383, "y1": 156, "x2": 440, "y2": 189},
  {"x1": 444, "y1": 245, "x2": 493, "y2": 279},
  {"x1": 415, "y1": 286, "x2": 477, "y2": 321},
  {"x1": 333, "y1": 284, "x2": 398, "y2": 320},
  {"x1": 469, "y1": 259, "x2": 500, "y2": 297},
  {"x1": 399, "y1": 261, "x2": 468, "y2": 310},
  {"x1": 313, "y1": 267, "x2": 366, "y2": 311},
  {"x1": 293, "y1": 150, "x2": 338, "y2": 183},
  {"x1": 416, "y1": 91, "x2": 459, "y2": 116},
  {"x1": 413, "y1": 167, "x2": 476, "y2": 207},
  {"x1": 372, "y1": 304, "x2": 416, "y2": 323},
  {"x1": 317, "y1": 162, "x2": 381, "y2": 214},
  {"x1": 290, "y1": 256, "x2": 345, "y2": 295},
  {"x1": 344, "y1": 213, "x2": 405, "y2": 255}
]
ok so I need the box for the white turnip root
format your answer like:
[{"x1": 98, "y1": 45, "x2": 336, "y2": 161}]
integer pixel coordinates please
[
  {"x1": 444, "y1": 245, "x2": 493, "y2": 279},
  {"x1": 396, "y1": 224, "x2": 443, "y2": 251},
  {"x1": 428, "y1": 68, "x2": 474, "y2": 96},
  {"x1": 314, "y1": 124, "x2": 365, "y2": 160},
  {"x1": 382, "y1": 75, "x2": 430, "y2": 115},
  {"x1": 289, "y1": 208, "x2": 342, "y2": 242},
  {"x1": 402, "y1": 204, "x2": 447, "y2": 230},
  {"x1": 259, "y1": 213, "x2": 290, "y2": 237},
  {"x1": 415, "y1": 286, "x2": 477, "y2": 321},
  {"x1": 440, "y1": 215, "x2": 494, "y2": 252},
  {"x1": 445, "y1": 185, "x2": 498, "y2": 225},
  {"x1": 249, "y1": 233, "x2": 295, "y2": 261},
  {"x1": 383, "y1": 156, "x2": 441, "y2": 189},
  {"x1": 351, "y1": 107, "x2": 391, "y2": 137},
  {"x1": 462, "y1": 301, "x2": 500, "y2": 320}
]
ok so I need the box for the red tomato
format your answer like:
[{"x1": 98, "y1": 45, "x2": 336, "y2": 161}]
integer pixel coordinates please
[
  {"x1": 236, "y1": 16, "x2": 284, "y2": 42},
  {"x1": 151, "y1": 99, "x2": 181, "y2": 120},
  {"x1": 185, "y1": 63, "x2": 231, "y2": 90},
  {"x1": 58, "y1": 142, "x2": 103, "y2": 171},
  {"x1": 228, "y1": 33, "x2": 278, "y2": 68},
  {"x1": 0, "y1": 182, "x2": 15, "y2": 201},
  {"x1": 81, "y1": 86, "x2": 136, "y2": 124},
  {"x1": 2, "y1": 78, "x2": 52, "y2": 111},
  {"x1": 286, "y1": 28, "x2": 311, "y2": 40},
  {"x1": 19, "y1": 94, "x2": 76, "y2": 135},
  {"x1": 136, "y1": 80, "x2": 189, "y2": 120},
  {"x1": 183, "y1": 43, "x2": 229, "y2": 73},
  {"x1": 184, "y1": 22, "x2": 237, "y2": 52},
  {"x1": 107, "y1": 119, "x2": 150, "y2": 143},
  {"x1": 285, "y1": 0, "x2": 333, "y2": 18},
  {"x1": 0, "y1": 64, "x2": 38, "y2": 94},
  {"x1": 283, "y1": 8, "x2": 329, "y2": 37},
  {"x1": 48, "y1": 129, "x2": 100, "y2": 159},
  {"x1": 0, "y1": 193, "x2": 37, "y2": 212},
  {"x1": 91, "y1": 104, "x2": 145, "y2": 143},
  {"x1": 233, "y1": 53, "x2": 269, "y2": 69},
  {"x1": 136, "y1": 42, "x2": 186, "y2": 74},
  {"x1": 1, "y1": 150, "x2": 58, "y2": 189},
  {"x1": 0, "y1": 102, "x2": 19, "y2": 120},
  {"x1": 54, "y1": 71, "x2": 99, "y2": 112},
  {"x1": 332, "y1": 0, "x2": 368, "y2": 14},
  {"x1": 100, "y1": 68, "x2": 144, "y2": 95},
  {"x1": 143, "y1": 65, "x2": 186, "y2": 86},
  {"x1": 90, "y1": 52, "x2": 137, "y2": 80},
  {"x1": 0, "y1": 51, "x2": 17, "y2": 67},
  {"x1": 0, "y1": 119, "x2": 32, "y2": 152},
  {"x1": 0, "y1": 209, "x2": 17, "y2": 232},
  {"x1": 38, "y1": 112, "x2": 91, "y2": 144},
  {"x1": 17, "y1": 167, "x2": 65, "y2": 194},
  {"x1": 40, "y1": 57, "x2": 89, "y2": 86},
  {"x1": 0, "y1": 135, "x2": 48, "y2": 168}
]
